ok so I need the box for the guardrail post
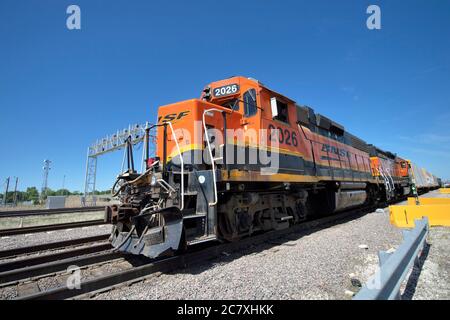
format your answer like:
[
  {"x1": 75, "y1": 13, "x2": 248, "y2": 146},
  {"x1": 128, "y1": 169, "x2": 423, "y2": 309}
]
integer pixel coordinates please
[{"x1": 377, "y1": 251, "x2": 392, "y2": 266}]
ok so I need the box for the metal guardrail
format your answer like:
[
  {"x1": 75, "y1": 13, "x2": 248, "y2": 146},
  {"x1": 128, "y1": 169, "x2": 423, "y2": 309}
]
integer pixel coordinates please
[{"x1": 353, "y1": 217, "x2": 429, "y2": 300}]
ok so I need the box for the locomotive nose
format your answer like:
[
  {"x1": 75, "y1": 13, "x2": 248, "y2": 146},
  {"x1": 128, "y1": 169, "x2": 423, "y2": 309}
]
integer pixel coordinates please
[{"x1": 110, "y1": 206, "x2": 185, "y2": 258}]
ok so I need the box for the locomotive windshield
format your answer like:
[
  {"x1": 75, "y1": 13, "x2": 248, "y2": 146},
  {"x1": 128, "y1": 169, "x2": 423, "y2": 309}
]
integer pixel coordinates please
[
  {"x1": 219, "y1": 98, "x2": 239, "y2": 111},
  {"x1": 217, "y1": 89, "x2": 258, "y2": 116}
]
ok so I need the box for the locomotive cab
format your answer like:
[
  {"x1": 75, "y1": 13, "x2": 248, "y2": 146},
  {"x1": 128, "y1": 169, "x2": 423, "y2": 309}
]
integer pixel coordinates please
[{"x1": 108, "y1": 77, "x2": 264, "y2": 257}]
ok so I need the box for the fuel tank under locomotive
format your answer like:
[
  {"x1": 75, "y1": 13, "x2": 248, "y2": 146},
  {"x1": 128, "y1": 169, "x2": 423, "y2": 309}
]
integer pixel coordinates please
[{"x1": 311, "y1": 182, "x2": 368, "y2": 214}]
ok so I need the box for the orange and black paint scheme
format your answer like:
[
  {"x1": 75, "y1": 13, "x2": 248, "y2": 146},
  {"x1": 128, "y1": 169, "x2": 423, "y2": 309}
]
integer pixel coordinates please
[
  {"x1": 367, "y1": 146, "x2": 411, "y2": 201},
  {"x1": 107, "y1": 76, "x2": 439, "y2": 258},
  {"x1": 157, "y1": 77, "x2": 374, "y2": 183}
]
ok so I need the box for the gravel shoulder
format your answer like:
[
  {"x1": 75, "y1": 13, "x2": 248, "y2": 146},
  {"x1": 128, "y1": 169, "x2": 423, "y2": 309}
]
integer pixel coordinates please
[
  {"x1": 93, "y1": 205, "x2": 405, "y2": 300},
  {"x1": 92, "y1": 190, "x2": 449, "y2": 300},
  {"x1": 1, "y1": 191, "x2": 447, "y2": 300},
  {"x1": 406, "y1": 190, "x2": 450, "y2": 300},
  {"x1": 408, "y1": 227, "x2": 450, "y2": 300}
]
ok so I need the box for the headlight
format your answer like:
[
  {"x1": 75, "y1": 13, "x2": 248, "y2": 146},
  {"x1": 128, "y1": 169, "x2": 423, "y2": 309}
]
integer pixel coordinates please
[{"x1": 150, "y1": 175, "x2": 157, "y2": 186}]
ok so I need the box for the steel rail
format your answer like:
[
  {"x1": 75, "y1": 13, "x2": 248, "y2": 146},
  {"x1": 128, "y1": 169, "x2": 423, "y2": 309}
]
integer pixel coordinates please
[
  {"x1": 18, "y1": 205, "x2": 372, "y2": 300},
  {"x1": 0, "y1": 242, "x2": 112, "y2": 273},
  {"x1": 0, "y1": 219, "x2": 106, "y2": 237},
  {"x1": 0, "y1": 250, "x2": 121, "y2": 286},
  {"x1": 0, "y1": 234, "x2": 110, "y2": 259},
  {"x1": 0, "y1": 206, "x2": 105, "y2": 218}
]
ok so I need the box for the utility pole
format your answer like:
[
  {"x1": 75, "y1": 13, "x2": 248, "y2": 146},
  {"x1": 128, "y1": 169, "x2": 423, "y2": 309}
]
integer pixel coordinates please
[
  {"x1": 12, "y1": 177, "x2": 18, "y2": 206},
  {"x1": 62, "y1": 174, "x2": 66, "y2": 195},
  {"x1": 3, "y1": 177, "x2": 10, "y2": 206},
  {"x1": 41, "y1": 160, "x2": 51, "y2": 202}
]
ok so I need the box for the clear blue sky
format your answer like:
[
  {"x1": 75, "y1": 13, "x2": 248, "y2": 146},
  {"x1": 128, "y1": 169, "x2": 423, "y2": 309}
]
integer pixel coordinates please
[{"x1": 1, "y1": 0, "x2": 449, "y2": 192}]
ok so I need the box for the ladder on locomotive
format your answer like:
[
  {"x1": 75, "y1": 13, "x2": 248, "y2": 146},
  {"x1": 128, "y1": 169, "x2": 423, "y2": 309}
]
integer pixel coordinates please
[
  {"x1": 378, "y1": 166, "x2": 395, "y2": 199},
  {"x1": 170, "y1": 108, "x2": 228, "y2": 245},
  {"x1": 202, "y1": 108, "x2": 229, "y2": 207}
]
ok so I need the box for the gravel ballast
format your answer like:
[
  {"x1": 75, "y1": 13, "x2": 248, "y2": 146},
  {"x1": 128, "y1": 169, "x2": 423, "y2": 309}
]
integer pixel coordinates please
[
  {"x1": 0, "y1": 224, "x2": 112, "y2": 250},
  {"x1": 2, "y1": 191, "x2": 447, "y2": 300},
  {"x1": 93, "y1": 190, "x2": 449, "y2": 300}
]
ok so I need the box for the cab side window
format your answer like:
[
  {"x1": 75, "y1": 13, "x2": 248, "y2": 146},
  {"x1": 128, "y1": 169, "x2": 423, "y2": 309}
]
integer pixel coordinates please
[
  {"x1": 243, "y1": 89, "x2": 257, "y2": 117},
  {"x1": 273, "y1": 100, "x2": 289, "y2": 123}
]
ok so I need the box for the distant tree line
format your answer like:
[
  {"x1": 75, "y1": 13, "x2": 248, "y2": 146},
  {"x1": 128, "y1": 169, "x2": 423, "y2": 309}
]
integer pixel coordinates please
[{"x1": 0, "y1": 187, "x2": 42, "y2": 205}]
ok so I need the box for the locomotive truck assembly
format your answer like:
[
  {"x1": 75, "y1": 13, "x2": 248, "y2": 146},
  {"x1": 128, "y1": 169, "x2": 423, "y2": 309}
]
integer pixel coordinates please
[{"x1": 105, "y1": 76, "x2": 440, "y2": 259}]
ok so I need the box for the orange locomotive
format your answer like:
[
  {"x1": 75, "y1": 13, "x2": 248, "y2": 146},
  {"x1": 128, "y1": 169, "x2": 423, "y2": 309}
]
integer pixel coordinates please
[
  {"x1": 107, "y1": 76, "x2": 430, "y2": 258},
  {"x1": 368, "y1": 146, "x2": 411, "y2": 201}
]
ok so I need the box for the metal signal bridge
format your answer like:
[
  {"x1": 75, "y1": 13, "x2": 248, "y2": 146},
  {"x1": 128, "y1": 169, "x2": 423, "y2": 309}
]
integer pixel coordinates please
[{"x1": 83, "y1": 123, "x2": 154, "y2": 206}]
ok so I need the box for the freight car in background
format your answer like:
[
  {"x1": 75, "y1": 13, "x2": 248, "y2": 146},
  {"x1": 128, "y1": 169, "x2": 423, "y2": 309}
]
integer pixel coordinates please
[
  {"x1": 105, "y1": 76, "x2": 440, "y2": 259},
  {"x1": 408, "y1": 161, "x2": 440, "y2": 193}
]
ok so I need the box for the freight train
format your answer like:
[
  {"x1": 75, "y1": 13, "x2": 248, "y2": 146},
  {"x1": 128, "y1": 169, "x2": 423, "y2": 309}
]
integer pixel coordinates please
[{"x1": 105, "y1": 76, "x2": 440, "y2": 258}]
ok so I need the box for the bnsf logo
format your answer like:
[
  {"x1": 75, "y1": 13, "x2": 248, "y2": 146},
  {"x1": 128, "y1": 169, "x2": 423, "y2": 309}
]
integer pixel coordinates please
[
  {"x1": 158, "y1": 111, "x2": 190, "y2": 123},
  {"x1": 321, "y1": 144, "x2": 350, "y2": 157}
]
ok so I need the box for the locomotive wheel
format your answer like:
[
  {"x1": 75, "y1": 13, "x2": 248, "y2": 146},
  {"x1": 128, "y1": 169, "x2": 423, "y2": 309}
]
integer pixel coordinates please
[{"x1": 217, "y1": 210, "x2": 239, "y2": 242}]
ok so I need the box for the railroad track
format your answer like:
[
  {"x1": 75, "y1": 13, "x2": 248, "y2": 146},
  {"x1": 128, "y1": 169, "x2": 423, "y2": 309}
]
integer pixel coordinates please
[
  {"x1": 0, "y1": 247, "x2": 120, "y2": 286},
  {"x1": 0, "y1": 234, "x2": 109, "y2": 259},
  {"x1": 0, "y1": 206, "x2": 105, "y2": 218},
  {"x1": 0, "y1": 219, "x2": 106, "y2": 237},
  {"x1": 0, "y1": 234, "x2": 132, "y2": 299},
  {"x1": 0, "y1": 243, "x2": 112, "y2": 274},
  {"x1": 0, "y1": 234, "x2": 117, "y2": 292},
  {"x1": 13, "y1": 205, "x2": 375, "y2": 300}
]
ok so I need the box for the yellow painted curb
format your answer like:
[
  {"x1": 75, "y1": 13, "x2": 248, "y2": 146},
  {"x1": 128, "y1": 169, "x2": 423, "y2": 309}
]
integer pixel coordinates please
[
  {"x1": 407, "y1": 197, "x2": 450, "y2": 205},
  {"x1": 389, "y1": 204, "x2": 450, "y2": 228}
]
